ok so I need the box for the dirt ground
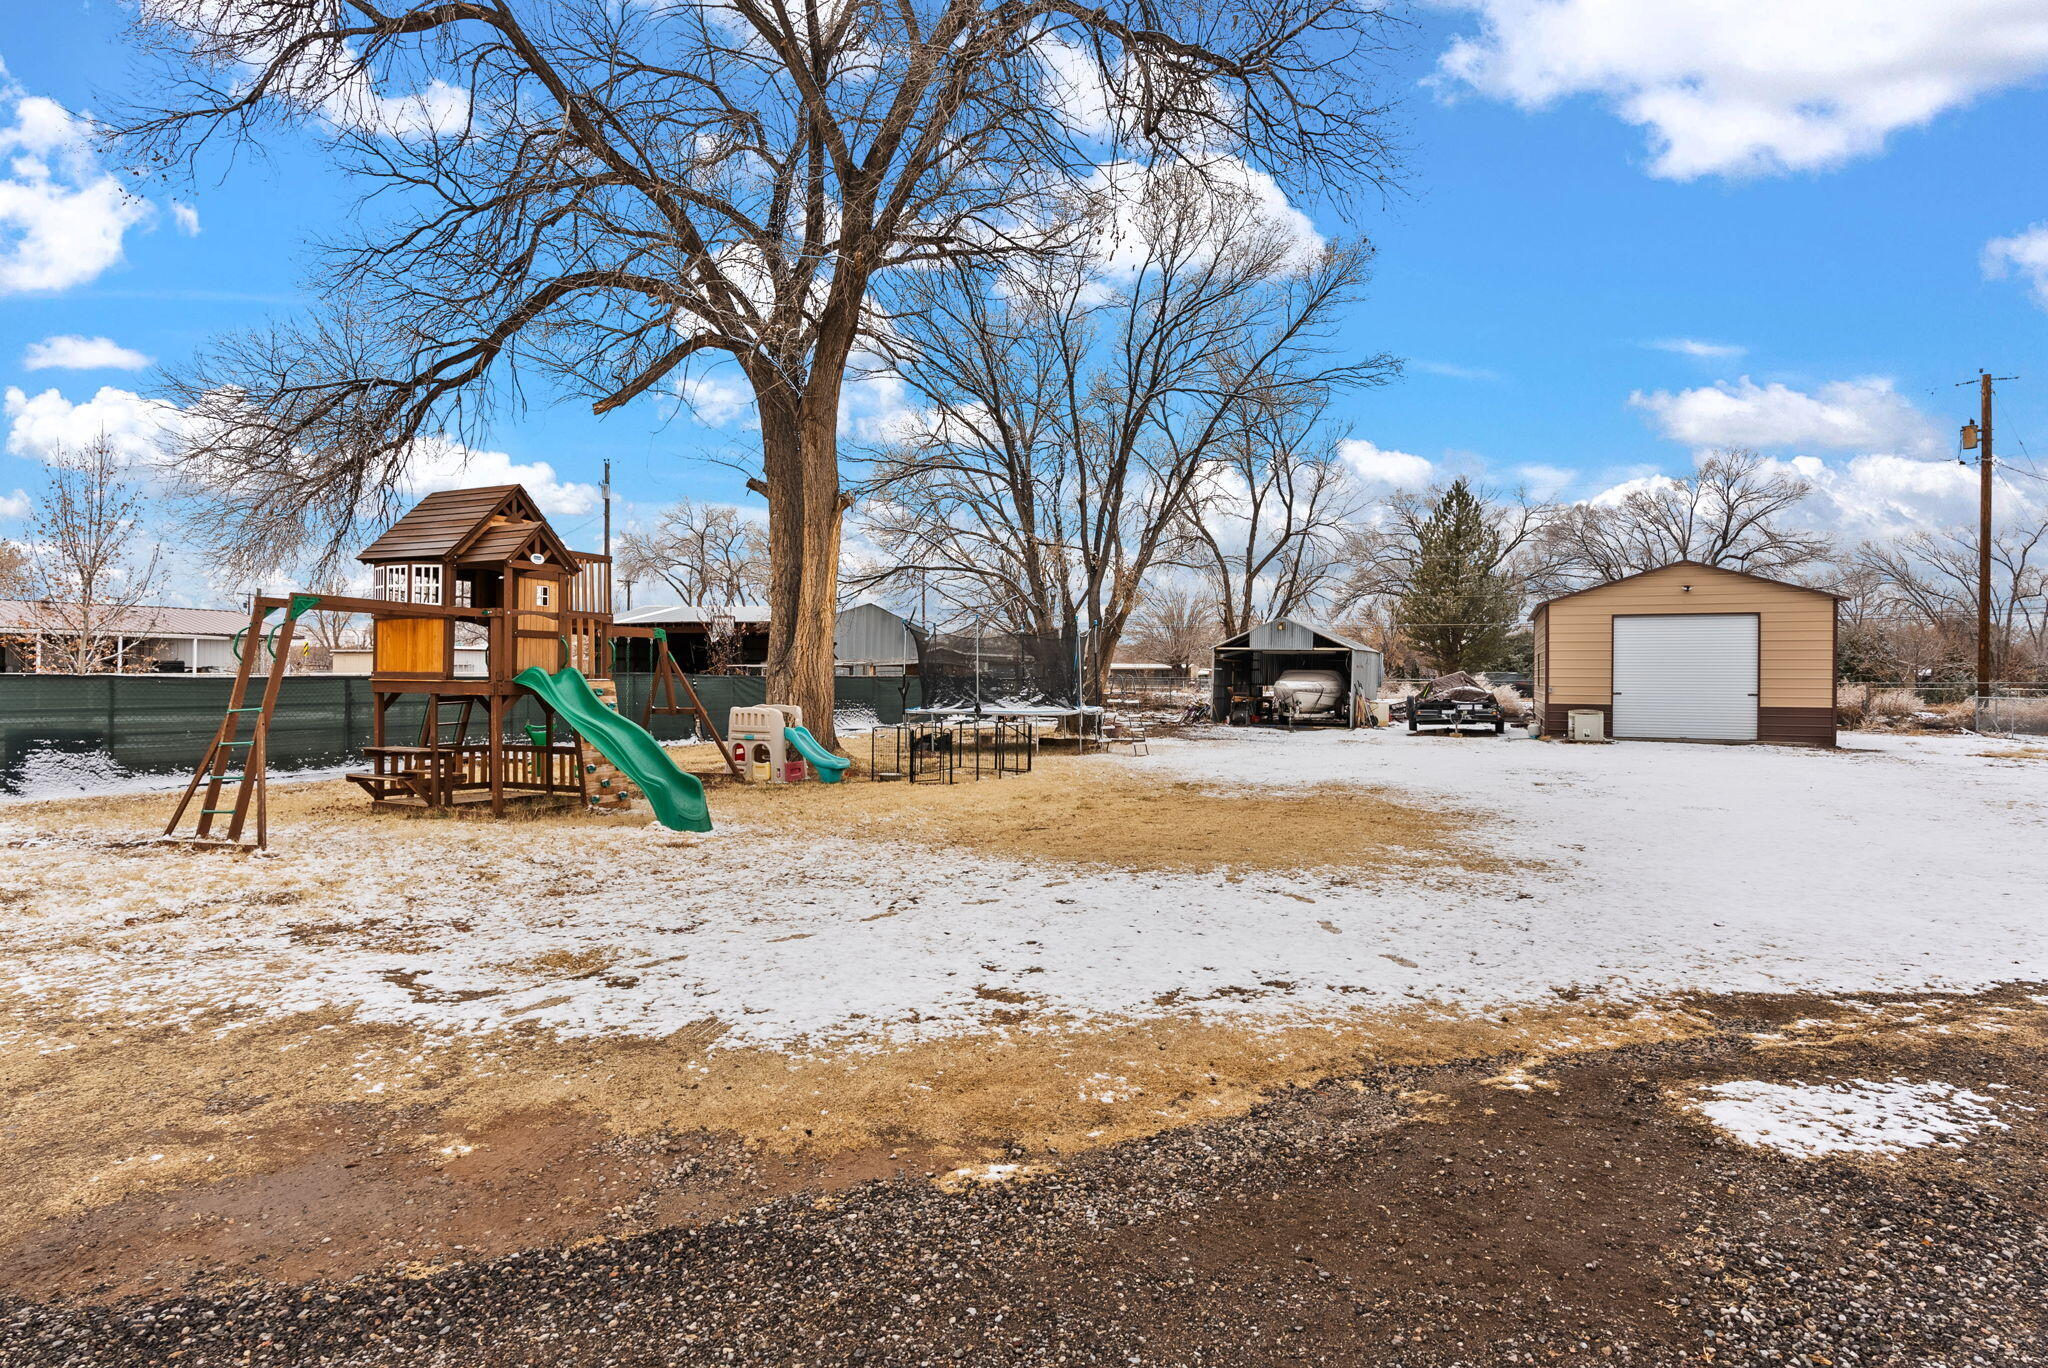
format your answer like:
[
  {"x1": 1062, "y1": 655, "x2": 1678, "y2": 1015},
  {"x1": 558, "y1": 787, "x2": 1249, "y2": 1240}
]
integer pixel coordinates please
[
  {"x1": 6, "y1": 743, "x2": 2047, "y2": 1364},
  {"x1": 0, "y1": 748, "x2": 1546, "y2": 1285},
  {"x1": 2, "y1": 985, "x2": 2044, "y2": 1366}
]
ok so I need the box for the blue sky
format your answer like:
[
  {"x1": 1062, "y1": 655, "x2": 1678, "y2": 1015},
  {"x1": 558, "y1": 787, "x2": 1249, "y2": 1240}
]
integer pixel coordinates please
[{"x1": 4, "y1": 1, "x2": 2048, "y2": 604}]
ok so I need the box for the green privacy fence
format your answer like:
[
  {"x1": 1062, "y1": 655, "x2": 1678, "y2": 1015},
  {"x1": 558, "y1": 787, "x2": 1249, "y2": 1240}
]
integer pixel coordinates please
[{"x1": 0, "y1": 673, "x2": 921, "y2": 797}]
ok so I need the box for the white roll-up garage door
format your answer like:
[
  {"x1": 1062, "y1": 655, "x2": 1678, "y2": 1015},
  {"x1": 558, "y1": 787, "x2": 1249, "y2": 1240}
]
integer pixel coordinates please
[{"x1": 1611, "y1": 614, "x2": 1758, "y2": 741}]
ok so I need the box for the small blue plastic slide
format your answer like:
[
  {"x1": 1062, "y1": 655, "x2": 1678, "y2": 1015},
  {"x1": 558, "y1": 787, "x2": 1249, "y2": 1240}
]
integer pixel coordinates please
[{"x1": 783, "y1": 725, "x2": 852, "y2": 783}]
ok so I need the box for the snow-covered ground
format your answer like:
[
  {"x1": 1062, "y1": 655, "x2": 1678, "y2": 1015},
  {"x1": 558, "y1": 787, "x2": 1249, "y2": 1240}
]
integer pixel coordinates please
[
  {"x1": 1684, "y1": 1078, "x2": 2013, "y2": 1156},
  {"x1": 2, "y1": 729, "x2": 2043, "y2": 1048}
]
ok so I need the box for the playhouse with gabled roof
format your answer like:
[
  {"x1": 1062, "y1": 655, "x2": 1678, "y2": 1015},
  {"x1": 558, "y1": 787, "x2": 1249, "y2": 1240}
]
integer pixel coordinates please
[{"x1": 164, "y1": 485, "x2": 732, "y2": 848}]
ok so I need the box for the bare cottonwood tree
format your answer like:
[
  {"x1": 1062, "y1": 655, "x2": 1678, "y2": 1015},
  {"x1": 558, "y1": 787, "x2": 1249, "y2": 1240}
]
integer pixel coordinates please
[
  {"x1": 855, "y1": 167, "x2": 1389, "y2": 696},
  {"x1": 1538, "y1": 450, "x2": 1830, "y2": 589},
  {"x1": 1179, "y1": 388, "x2": 1359, "y2": 638},
  {"x1": 0, "y1": 540, "x2": 28, "y2": 597},
  {"x1": 11, "y1": 437, "x2": 165, "y2": 674},
  {"x1": 1851, "y1": 520, "x2": 2048, "y2": 684},
  {"x1": 1336, "y1": 481, "x2": 1557, "y2": 614},
  {"x1": 615, "y1": 500, "x2": 768, "y2": 605},
  {"x1": 123, "y1": 0, "x2": 1400, "y2": 744},
  {"x1": 1122, "y1": 584, "x2": 1215, "y2": 670}
]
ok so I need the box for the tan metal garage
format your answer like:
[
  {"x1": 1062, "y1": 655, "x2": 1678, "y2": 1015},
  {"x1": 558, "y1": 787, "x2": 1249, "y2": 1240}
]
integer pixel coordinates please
[{"x1": 1532, "y1": 561, "x2": 1838, "y2": 746}]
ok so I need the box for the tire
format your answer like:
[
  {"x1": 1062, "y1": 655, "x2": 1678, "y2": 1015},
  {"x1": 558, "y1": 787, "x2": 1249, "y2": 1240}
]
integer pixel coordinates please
[{"x1": 1494, "y1": 719, "x2": 1505, "y2": 735}]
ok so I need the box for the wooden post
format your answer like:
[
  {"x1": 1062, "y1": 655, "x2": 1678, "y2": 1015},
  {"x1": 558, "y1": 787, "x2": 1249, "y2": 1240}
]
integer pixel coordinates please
[
  {"x1": 229, "y1": 608, "x2": 301, "y2": 847},
  {"x1": 488, "y1": 691, "x2": 505, "y2": 816}
]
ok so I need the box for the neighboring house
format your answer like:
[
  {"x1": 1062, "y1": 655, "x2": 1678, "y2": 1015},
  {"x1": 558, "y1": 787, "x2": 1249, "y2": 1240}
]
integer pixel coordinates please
[
  {"x1": 328, "y1": 622, "x2": 491, "y2": 679},
  {"x1": 612, "y1": 604, "x2": 773, "y2": 672},
  {"x1": 833, "y1": 603, "x2": 919, "y2": 677},
  {"x1": 612, "y1": 601, "x2": 925, "y2": 676},
  {"x1": 0, "y1": 599, "x2": 250, "y2": 673},
  {"x1": 329, "y1": 646, "x2": 489, "y2": 677},
  {"x1": 1108, "y1": 661, "x2": 1202, "y2": 686}
]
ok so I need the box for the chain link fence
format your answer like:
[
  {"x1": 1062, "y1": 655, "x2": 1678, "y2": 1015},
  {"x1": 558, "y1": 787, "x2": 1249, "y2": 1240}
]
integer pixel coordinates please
[
  {"x1": 1975, "y1": 690, "x2": 2048, "y2": 737},
  {"x1": 0, "y1": 672, "x2": 919, "y2": 797}
]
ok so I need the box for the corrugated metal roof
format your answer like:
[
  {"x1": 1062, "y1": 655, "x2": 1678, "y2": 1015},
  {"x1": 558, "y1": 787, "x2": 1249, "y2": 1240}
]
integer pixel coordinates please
[
  {"x1": 1213, "y1": 616, "x2": 1376, "y2": 654},
  {"x1": 0, "y1": 600, "x2": 251, "y2": 637}
]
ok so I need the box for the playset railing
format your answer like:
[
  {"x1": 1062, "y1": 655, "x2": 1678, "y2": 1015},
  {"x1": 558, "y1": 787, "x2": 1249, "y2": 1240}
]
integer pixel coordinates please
[{"x1": 360, "y1": 740, "x2": 580, "y2": 798}]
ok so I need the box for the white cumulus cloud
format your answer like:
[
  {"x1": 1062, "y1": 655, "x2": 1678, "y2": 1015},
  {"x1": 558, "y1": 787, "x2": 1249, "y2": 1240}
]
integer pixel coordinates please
[
  {"x1": 678, "y1": 372, "x2": 753, "y2": 427},
  {"x1": 1434, "y1": 0, "x2": 2048, "y2": 180},
  {"x1": 3, "y1": 384, "x2": 178, "y2": 467},
  {"x1": 1339, "y1": 439, "x2": 1435, "y2": 489},
  {"x1": 1087, "y1": 157, "x2": 1325, "y2": 280},
  {"x1": 0, "y1": 487, "x2": 29, "y2": 520},
  {"x1": 1749, "y1": 451, "x2": 2029, "y2": 539},
  {"x1": 23, "y1": 334, "x2": 152, "y2": 371},
  {"x1": 1512, "y1": 463, "x2": 1576, "y2": 498},
  {"x1": 320, "y1": 77, "x2": 471, "y2": 139},
  {"x1": 169, "y1": 200, "x2": 201, "y2": 236},
  {"x1": 1628, "y1": 376, "x2": 1941, "y2": 457},
  {"x1": 0, "y1": 85, "x2": 153, "y2": 294},
  {"x1": 398, "y1": 438, "x2": 600, "y2": 519},
  {"x1": 1983, "y1": 222, "x2": 2048, "y2": 308}
]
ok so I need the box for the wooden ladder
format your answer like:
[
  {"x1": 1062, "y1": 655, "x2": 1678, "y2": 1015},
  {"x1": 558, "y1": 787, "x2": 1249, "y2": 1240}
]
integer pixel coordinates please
[
  {"x1": 165, "y1": 596, "x2": 315, "y2": 849},
  {"x1": 643, "y1": 629, "x2": 743, "y2": 779}
]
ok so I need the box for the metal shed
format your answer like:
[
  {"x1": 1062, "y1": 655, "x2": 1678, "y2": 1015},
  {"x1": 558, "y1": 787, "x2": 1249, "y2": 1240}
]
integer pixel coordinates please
[
  {"x1": 1210, "y1": 617, "x2": 1383, "y2": 727},
  {"x1": 833, "y1": 603, "x2": 920, "y2": 675}
]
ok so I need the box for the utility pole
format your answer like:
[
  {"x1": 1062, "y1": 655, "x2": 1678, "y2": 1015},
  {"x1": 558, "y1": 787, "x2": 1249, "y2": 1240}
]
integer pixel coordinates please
[
  {"x1": 601, "y1": 458, "x2": 616, "y2": 613},
  {"x1": 1977, "y1": 374, "x2": 1992, "y2": 697},
  {"x1": 1958, "y1": 372, "x2": 2016, "y2": 695}
]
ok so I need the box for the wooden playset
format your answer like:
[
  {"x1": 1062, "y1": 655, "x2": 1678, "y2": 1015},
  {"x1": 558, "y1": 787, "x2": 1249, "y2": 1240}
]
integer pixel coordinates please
[{"x1": 164, "y1": 484, "x2": 736, "y2": 848}]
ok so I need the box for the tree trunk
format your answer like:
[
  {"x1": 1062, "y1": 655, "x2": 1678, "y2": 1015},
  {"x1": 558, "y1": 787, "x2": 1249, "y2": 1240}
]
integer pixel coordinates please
[{"x1": 759, "y1": 387, "x2": 848, "y2": 752}]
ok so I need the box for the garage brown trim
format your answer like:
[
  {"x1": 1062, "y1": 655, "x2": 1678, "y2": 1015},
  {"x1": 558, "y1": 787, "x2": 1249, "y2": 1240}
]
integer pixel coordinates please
[
  {"x1": 1538, "y1": 701, "x2": 1610, "y2": 738},
  {"x1": 1758, "y1": 707, "x2": 1837, "y2": 747}
]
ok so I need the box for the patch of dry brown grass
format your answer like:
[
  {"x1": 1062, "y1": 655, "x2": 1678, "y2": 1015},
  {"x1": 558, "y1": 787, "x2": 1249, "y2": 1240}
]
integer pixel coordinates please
[
  {"x1": 12, "y1": 986, "x2": 2041, "y2": 1259},
  {"x1": 0, "y1": 994, "x2": 1703, "y2": 1247},
  {"x1": 14, "y1": 746, "x2": 1513, "y2": 879},
  {"x1": 489, "y1": 947, "x2": 622, "y2": 979}
]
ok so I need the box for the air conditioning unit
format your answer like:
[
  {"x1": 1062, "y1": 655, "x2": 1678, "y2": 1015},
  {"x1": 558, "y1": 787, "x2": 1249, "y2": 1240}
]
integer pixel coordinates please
[{"x1": 1568, "y1": 709, "x2": 1608, "y2": 743}]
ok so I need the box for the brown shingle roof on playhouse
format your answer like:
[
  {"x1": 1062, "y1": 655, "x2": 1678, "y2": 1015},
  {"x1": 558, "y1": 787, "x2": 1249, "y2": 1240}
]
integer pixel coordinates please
[
  {"x1": 459, "y1": 521, "x2": 545, "y2": 564},
  {"x1": 357, "y1": 486, "x2": 573, "y2": 566}
]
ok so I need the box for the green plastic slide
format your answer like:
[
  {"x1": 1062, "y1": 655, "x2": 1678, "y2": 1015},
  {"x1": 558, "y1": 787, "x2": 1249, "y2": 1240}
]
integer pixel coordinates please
[
  {"x1": 783, "y1": 725, "x2": 852, "y2": 783},
  {"x1": 514, "y1": 665, "x2": 713, "y2": 832}
]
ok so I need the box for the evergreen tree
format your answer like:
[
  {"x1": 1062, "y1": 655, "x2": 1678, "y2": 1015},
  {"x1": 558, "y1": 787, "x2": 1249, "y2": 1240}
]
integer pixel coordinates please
[{"x1": 1396, "y1": 479, "x2": 1522, "y2": 672}]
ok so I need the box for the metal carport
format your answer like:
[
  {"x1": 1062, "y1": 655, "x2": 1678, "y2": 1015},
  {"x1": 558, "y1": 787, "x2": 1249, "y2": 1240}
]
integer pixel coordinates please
[{"x1": 1209, "y1": 618, "x2": 1383, "y2": 727}]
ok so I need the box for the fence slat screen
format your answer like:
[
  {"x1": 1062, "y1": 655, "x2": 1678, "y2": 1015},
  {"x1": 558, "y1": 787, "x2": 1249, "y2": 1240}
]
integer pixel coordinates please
[{"x1": 0, "y1": 673, "x2": 920, "y2": 796}]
